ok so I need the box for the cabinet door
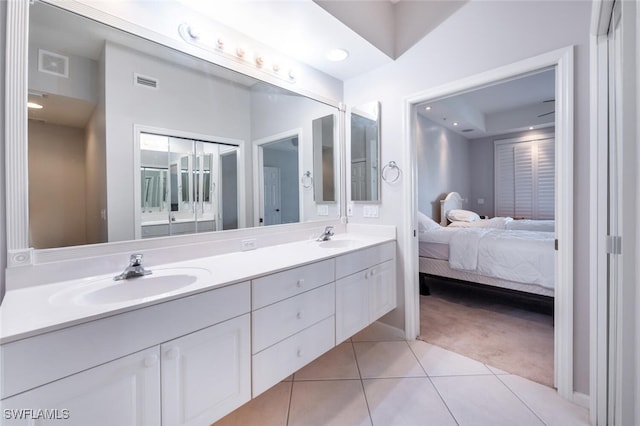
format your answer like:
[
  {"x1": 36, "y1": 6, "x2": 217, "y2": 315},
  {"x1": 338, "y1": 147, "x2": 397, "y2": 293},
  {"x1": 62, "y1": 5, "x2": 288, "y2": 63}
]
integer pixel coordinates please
[
  {"x1": 1, "y1": 348, "x2": 161, "y2": 426},
  {"x1": 161, "y1": 314, "x2": 251, "y2": 426},
  {"x1": 335, "y1": 270, "x2": 369, "y2": 343},
  {"x1": 369, "y1": 259, "x2": 396, "y2": 321}
]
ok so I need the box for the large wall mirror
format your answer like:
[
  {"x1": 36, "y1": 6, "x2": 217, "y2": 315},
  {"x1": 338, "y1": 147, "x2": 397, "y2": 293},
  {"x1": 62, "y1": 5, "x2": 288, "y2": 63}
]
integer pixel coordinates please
[
  {"x1": 350, "y1": 101, "x2": 381, "y2": 202},
  {"x1": 25, "y1": 1, "x2": 340, "y2": 250}
]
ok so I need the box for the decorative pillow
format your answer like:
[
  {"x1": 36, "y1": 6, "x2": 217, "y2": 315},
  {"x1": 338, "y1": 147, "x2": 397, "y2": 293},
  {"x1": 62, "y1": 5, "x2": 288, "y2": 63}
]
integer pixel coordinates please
[
  {"x1": 447, "y1": 209, "x2": 480, "y2": 223},
  {"x1": 417, "y1": 211, "x2": 440, "y2": 232}
]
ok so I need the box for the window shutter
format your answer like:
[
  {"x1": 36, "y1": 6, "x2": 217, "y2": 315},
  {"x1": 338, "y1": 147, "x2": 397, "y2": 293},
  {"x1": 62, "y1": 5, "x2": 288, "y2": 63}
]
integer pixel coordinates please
[
  {"x1": 494, "y1": 136, "x2": 555, "y2": 220},
  {"x1": 535, "y1": 138, "x2": 555, "y2": 219},
  {"x1": 495, "y1": 144, "x2": 515, "y2": 217}
]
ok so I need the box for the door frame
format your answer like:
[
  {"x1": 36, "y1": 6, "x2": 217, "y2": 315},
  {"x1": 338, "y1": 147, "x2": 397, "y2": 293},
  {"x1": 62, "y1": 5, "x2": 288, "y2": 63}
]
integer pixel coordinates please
[
  {"x1": 402, "y1": 46, "x2": 575, "y2": 399},
  {"x1": 252, "y1": 128, "x2": 303, "y2": 227}
]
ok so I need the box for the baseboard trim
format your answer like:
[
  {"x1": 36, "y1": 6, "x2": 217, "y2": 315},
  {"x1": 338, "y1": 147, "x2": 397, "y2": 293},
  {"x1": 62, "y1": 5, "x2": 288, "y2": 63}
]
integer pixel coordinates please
[{"x1": 573, "y1": 391, "x2": 590, "y2": 409}]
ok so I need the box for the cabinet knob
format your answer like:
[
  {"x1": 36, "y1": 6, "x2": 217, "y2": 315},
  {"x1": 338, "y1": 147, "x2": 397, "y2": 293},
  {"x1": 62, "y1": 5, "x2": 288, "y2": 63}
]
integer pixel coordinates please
[
  {"x1": 296, "y1": 279, "x2": 304, "y2": 288},
  {"x1": 364, "y1": 271, "x2": 369, "y2": 279},
  {"x1": 296, "y1": 311, "x2": 303, "y2": 320},
  {"x1": 371, "y1": 268, "x2": 376, "y2": 276},
  {"x1": 165, "y1": 347, "x2": 180, "y2": 360},
  {"x1": 143, "y1": 354, "x2": 158, "y2": 368},
  {"x1": 296, "y1": 348, "x2": 303, "y2": 358}
]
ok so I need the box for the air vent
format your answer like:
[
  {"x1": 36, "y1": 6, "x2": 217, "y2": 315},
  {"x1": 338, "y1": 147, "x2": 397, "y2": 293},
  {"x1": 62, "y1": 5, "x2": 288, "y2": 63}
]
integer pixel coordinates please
[
  {"x1": 462, "y1": 129, "x2": 475, "y2": 133},
  {"x1": 134, "y1": 73, "x2": 159, "y2": 89},
  {"x1": 38, "y1": 49, "x2": 69, "y2": 78}
]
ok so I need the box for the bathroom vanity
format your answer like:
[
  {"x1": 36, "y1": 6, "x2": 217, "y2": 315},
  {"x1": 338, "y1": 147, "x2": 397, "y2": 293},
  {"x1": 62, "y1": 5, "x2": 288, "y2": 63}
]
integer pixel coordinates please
[{"x1": 0, "y1": 234, "x2": 396, "y2": 426}]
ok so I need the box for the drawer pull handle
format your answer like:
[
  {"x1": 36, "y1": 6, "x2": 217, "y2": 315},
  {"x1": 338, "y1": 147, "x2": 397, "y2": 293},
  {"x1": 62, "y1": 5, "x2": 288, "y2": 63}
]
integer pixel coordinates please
[
  {"x1": 144, "y1": 354, "x2": 158, "y2": 368},
  {"x1": 371, "y1": 268, "x2": 376, "y2": 276},
  {"x1": 296, "y1": 311, "x2": 303, "y2": 320},
  {"x1": 365, "y1": 271, "x2": 369, "y2": 279},
  {"x1": 297, "y1": 348, "x2": 303, "y2": 358},
  {"x1": 165, "y1": 347, "x2": 180, "y2": 360},
  {"x1": 296, "y1": 279, "x2": 304, "y2": 288}
]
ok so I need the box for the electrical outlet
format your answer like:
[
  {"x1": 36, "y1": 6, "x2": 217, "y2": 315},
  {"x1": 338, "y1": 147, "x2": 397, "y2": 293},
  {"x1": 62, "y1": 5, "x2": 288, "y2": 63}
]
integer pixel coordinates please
[
  {"x1": 478, "y1": 198, "x2": 485, "y2": 205},
  {"x1": 317, "y1": 205, "x2": 329, "y2": 216},
  {"x1": 363, "y1": 205, "x2": 379, "y2": 218},
  {"x1": 241, "y1": 239, "x2": 257, "y2": 251}
]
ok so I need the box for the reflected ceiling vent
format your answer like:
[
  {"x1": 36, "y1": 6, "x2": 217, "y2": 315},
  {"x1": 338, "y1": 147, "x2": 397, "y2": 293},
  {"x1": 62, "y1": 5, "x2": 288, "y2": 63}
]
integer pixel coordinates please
[
  {"x1": 134, "y1": 73, "x2": 159, "y2": 90},
  {"x1": 38, "y1": 49, "x2": 69, "y2": 78},
  {"x1": 462, "y1": 129, "x2": 474, "y2": 133}
]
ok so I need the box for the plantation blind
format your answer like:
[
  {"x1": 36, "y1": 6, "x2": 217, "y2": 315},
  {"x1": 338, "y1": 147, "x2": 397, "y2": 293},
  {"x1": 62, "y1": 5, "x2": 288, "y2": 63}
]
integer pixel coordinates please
[{"x1": 494, "y1": 136, "x2": 555, "y2": 220}]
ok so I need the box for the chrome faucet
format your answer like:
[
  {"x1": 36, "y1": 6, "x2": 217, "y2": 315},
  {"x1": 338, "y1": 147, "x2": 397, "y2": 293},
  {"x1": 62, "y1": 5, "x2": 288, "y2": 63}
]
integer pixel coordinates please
[
  {"x1": 317, "y1": 226, "x2": 335, "y2": 241},
  {"x1": 114, "y1": 254, "x2": 152, "y2": 281}
]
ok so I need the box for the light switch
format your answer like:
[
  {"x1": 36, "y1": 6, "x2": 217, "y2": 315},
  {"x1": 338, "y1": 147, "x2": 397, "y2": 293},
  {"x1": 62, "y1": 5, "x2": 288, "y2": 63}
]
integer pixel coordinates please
[
  {"x1": 317, "y1": 205, "x2": 329, "y2": 216},
  {"x1": 363, "y1": 205, "x2": 379, "y2": 218},
  {"x1": 477, "y1": 198, "x2": 485, "y2": 205}
]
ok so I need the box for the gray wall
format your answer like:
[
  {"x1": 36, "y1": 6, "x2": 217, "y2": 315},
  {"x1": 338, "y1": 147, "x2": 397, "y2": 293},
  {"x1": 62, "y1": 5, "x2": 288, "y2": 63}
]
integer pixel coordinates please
[
  {"x1": 417, "y1": 115, "x2": 470, "y2": 222},
  {"x1": 0, "y1": 0, "x2": 7, "y2": 302},
  {"x1": 344, "y1": 0, "x2": 592, "y2": 394}
]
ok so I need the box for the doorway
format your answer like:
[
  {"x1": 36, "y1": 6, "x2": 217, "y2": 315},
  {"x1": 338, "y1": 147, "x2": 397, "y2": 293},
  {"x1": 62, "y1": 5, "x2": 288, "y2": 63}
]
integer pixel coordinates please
[
  {"x1": 253, "y1": 130, "x2": 303, "y2": 226},
  {"x1": 403, "y1": 47, "x2": 574, "y2": 399}
]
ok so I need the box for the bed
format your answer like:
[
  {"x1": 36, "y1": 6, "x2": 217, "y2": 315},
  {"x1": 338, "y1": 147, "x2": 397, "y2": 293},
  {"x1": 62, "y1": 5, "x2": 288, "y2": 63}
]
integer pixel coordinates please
[
  {"x1": 418, "y1": 193, "x2": 555, "y2": 298},
  {"x1": 439, "y1": 192, "x2": 555, "y2": 232}
]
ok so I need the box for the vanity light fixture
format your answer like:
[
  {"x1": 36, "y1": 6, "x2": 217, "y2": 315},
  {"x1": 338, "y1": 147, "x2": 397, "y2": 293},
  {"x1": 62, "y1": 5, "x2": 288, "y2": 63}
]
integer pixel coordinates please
[
  {"x1": 529, "y1": 126, "x2": 534, "y2": 130},
  {"x1": 178, "y1": 23, "x2": 298, "y2": 84},
  {"x1": 27, "y1": 102, "x2": 43, "y2": 109},
  {"x1": 326, "y1": 48, "x2": 349, "y2": 62}
]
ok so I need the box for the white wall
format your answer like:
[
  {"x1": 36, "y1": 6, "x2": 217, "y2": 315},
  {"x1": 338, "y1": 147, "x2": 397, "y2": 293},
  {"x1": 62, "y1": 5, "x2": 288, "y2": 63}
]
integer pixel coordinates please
[
  {"x1": 0, "y1": 0, "x2": 7, "y2": 302},
  {"x1": 344, "y1": 0, "x2": 592, "y2": 394},
  {"x1": 417, "y1": 115, "x2": 470, "y2": 222},
  {"x1": 104, "y1": 41, "x2": 252, "y2": 242}
]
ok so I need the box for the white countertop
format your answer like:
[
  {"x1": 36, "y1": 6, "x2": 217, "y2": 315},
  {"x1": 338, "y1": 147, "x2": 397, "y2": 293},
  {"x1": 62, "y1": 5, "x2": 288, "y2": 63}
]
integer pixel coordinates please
[{"x1": 0, "y1": 233, "x2": 394, "y2": 344}]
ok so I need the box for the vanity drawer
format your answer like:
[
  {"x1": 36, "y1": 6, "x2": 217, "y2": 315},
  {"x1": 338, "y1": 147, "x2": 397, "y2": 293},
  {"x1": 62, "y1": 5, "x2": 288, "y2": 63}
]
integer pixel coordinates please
[
  {"x1": 252, "y1": 283, "x2": 335, "y2": 354},
  {"x1": 252, "y1": 259, "x2": 335, "y2": 309},
  {"x1": 1, "y1": 282, "x2": 250, "y2": 399},
  {"x1": 335, "y1": 241, "x2": 395, "y2": 279},
  {"x1": 252, "y1": 316, "x2": 334, "y2": 397}
]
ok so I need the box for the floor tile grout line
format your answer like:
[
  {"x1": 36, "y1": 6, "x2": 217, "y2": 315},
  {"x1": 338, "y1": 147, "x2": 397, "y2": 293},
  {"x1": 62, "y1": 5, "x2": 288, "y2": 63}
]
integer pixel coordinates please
[
  {"x1": 407, "y1": 340, "x2": 430, "y2": 377},
  {"x1": 350, "y1": 339, "x2": 375, "y2": 425},
  {"x1": 493, "y1": 374, "x2": 549, "y2": 426},
  {"x1": 285, "y1": 376, "x2": 294, "y2": 426},
  {"x1": 426, "y1": 376, "x2": 461, "y2": 426}
]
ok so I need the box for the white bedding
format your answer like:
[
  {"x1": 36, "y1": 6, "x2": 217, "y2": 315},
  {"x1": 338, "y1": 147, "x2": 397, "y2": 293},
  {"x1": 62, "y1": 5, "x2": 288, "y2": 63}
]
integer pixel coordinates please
[
  {"x1": 420, "y1": 227, "x2": 555, "y2": 289},
  {"x1": 448, "y1": 217, "x2": 555, "y2": 232}
]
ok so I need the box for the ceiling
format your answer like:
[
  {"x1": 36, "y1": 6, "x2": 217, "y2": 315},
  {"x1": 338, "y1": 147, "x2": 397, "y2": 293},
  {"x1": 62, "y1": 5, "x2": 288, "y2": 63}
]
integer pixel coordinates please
[{"x1": 416, "y1": 69, "x2": 556, "y2": 139}]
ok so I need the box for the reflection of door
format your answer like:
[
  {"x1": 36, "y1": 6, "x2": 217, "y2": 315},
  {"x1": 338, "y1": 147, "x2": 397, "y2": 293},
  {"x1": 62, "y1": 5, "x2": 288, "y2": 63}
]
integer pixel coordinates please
[
  {"x1": 263, "y1": 166, "x2": 282, "y2": 225},
  {"x1": 351, "y1": 161, "x2": 366, "y2": 201}
]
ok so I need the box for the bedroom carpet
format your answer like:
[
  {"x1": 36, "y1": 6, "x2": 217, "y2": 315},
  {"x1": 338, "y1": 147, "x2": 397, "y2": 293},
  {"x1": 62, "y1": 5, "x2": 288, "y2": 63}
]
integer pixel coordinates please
[{"x1": 418, "y1": 277, "x2": 554, "y2": 388}]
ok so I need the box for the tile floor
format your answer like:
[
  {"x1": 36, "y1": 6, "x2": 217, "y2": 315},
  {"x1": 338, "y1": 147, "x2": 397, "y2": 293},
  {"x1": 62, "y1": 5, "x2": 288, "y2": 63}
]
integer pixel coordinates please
[{"x1": 214, "y1": 322, "x2": 590, "y2": 426}]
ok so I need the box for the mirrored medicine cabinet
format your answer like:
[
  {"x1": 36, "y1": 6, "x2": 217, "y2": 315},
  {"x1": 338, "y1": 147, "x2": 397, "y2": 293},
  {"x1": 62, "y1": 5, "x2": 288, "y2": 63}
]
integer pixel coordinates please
[{"x1": 350, "y1": 101, "x2": 381, "y2": 203}]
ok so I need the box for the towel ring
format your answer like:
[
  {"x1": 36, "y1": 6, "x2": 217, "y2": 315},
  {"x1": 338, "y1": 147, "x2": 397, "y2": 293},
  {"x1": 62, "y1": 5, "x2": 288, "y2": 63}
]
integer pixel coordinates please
[
  {"x1": 381, "y1": 161, "x2": 401, "y2": 183},
  {"x1": 301, "y1": 171, "x2": 313, "y2": 189}
]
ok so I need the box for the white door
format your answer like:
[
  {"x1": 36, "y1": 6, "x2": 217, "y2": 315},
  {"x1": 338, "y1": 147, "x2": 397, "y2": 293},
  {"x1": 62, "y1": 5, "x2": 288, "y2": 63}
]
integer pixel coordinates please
[
  {"x1": 263, "y1": 166, "x2": 282, "y2": 225},
  {"x1": 161, "y1": 314, "x2": 251, "y2": 426},
  {"x1": 1, "y1": 348, "x2": 161, "y2": 426}
]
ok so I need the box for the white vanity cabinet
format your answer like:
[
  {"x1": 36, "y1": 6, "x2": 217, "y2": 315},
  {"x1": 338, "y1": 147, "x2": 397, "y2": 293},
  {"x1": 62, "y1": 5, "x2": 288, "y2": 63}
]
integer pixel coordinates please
[
  {"x1": 1, "y1": 347, "x2": 162, "y2": 426},
  {"x1": 251, "y1": 259, "x2": 336, "y2": 397},
  {"x1": 161, "y1": 314, "x2": 251, "y2": 426},
  {"x1": 0, "y1": 282, "x2": 251, "y2": 426},
  {"x1": 335, "y1": 242, "x2": 396, "y2": 343}
]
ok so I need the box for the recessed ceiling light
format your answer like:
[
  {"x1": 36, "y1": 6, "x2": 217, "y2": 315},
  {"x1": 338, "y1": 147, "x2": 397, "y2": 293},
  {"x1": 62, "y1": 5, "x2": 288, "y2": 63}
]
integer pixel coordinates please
[
  {"x1": 425, "y1": 106, "x2": 432, "y2": 111},
  {"x1": 326, "y1": 48, "x2": 349, "y2": 62},
  {"x1": 453, "y1": 122, "x2": 459, "y2": 126},
  {"x1": 27, "y1": 102, "x2": 43, "y2": 109},
  {"x1": 529, "y1": 126, "x2": 534, "y2": 130}
]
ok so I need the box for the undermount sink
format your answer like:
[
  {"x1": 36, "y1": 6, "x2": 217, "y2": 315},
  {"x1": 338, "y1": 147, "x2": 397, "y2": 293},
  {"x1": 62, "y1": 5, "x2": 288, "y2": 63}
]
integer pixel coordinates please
[
  {"x1": 50, "y1": 267, "x2": 211, "y2": 306},
  {"x1": 318, "y1": 239, "x2": 357, "y2": 249}
]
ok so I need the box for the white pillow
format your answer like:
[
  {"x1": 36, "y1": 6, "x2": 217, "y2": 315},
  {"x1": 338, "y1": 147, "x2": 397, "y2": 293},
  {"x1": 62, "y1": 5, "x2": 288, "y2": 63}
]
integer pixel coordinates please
[
  {"x1": 417, "y1": 211, "x2": 440, "y2": 232},
  {"x1": 447, "y1": 209, "x2": 480, "y2": 223}
]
